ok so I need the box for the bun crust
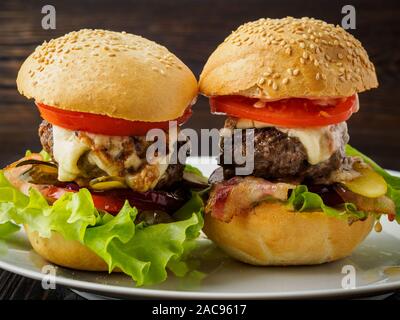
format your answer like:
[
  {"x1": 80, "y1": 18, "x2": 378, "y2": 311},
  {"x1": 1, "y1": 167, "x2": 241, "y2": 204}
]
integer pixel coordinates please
[
  {"x1": 203, "y1": 202, "x2": 374, "y2": 265},
  {"x1": 17, "y1": 29, "x2": 197, "y2": 122},
  {"x1": 199, "y1": 17, "x2": 378, "y2": 99},
  {"x1": 25, "y1": 225, "x2": 116, "y2": 272}
]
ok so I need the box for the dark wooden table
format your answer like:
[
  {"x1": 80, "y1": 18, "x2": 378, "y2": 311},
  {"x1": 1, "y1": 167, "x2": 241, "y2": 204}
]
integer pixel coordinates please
[{"x1": 1, "y1": 0, "x2": 400, "y2": 300}]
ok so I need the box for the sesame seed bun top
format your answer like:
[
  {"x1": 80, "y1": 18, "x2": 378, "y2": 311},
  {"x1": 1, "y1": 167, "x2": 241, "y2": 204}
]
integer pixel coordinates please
[
  {"x1": 199, "y1": 17, "x2": 378, "y2": 99},
  {"x1": 17, "y1": 29, "x2": 198, "y2": 122}
]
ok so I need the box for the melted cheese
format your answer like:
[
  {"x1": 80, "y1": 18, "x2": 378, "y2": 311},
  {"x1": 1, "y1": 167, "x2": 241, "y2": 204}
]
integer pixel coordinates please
[
  {"x1": 278, "y1": 127, "x2": 335, "y2": 165},
  {"x1": 235, "y1": 119, "x2": 341, "y2": 165},
  {"x1": 52, "y1": 125, "x2": 171, "y2": 189},
  {"x1": 52, "y1": 126, "x2": 90, "y2": 181}
]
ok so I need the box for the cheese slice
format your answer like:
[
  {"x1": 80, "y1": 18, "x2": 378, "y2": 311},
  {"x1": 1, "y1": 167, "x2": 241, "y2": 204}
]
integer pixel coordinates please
[
  {"x1": 52, "y1": 125, "x2": 172, "y2": 189},
  {"x1": 278, "y1": 127, "x2": 335, "y2": 165},
  {"x1": 52, "y1": 125, "x2": 90, "y2": 181}
]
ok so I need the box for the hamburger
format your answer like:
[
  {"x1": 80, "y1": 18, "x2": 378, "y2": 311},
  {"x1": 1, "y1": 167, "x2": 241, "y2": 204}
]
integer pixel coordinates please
[
  {"x1": 199, "y1": 17, "x2": 400, "y2": 265},
  {"x1": 0, "y1": 29, "x2": 205, "y2": 286}
]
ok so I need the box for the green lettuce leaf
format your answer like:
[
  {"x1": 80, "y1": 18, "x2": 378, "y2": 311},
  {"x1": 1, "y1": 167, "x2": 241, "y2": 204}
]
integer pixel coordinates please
[
  {"x1": 184, "y1": 164, "x2": 205, "y2": 178},
  {"x1": 346, "y1": 144, "x2": 400, "y2": 222},
  {"x1": 25, "y1": 149, "x2": 52, "y2": 162},
  {"x1": 287, "y1": 185, "x2": 368, "y2": 221},
  {"x1": 0, "y1": 170, "x2": 204, "y2": 286},
  {"x1": 0, "y1": 222, "x2": 20, "y2": 239}
]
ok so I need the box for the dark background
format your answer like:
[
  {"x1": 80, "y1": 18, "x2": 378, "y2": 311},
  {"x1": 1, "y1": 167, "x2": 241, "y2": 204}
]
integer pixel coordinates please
[
  {"x1": 0, "y1": 0, "x2": 400, "y2": 300},
  {"x1": 1, "y1": 0, "x2": 400, "y2": 168}
]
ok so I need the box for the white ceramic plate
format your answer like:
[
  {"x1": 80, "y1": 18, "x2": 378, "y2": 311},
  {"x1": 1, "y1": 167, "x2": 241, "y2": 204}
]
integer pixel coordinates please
[{"x1": 0, "y1": 157, "x2": 400, "y2": 299}]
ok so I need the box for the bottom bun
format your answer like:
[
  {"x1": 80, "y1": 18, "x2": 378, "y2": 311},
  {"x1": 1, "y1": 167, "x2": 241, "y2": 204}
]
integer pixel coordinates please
[
  {"x1": 203, "y1": 202, "x2": 374, "y2": 265},
  {"x1": 25, "y1": 225, "x2": 116, "y2": 272}
]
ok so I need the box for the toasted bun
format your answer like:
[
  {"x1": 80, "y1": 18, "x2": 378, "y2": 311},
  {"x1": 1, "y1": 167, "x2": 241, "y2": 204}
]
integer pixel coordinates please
[
  {"x1": 25, "y1": 225, "x2": 115, "y2": 272},
  {"x1": 203, "y1": 202, "x2": 374, "y2": 265},
  {"x1": 199, "y1": 17, "x2": 378, "y2": 99},
  {"x1": 17, "y1": 29, "x2": 197, "y2": 121}
]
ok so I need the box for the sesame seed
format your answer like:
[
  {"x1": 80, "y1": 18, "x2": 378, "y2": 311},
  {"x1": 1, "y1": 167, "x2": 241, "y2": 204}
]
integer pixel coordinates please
[
  {"x1": 272, "y1": 82, "x2": 278, "y2": 90},
  {"x1": 282, "y1": 78, "x2": 289, "y2": 84},
  {"x1": 258, "y1": 78, "x2": 265, "y2": 85},
  {"x1": 293, "y1": 68, "x2": 300, "y2": 76},
  {"x1": 315, "y1": 72, "x2": 321, "y2": 80}
]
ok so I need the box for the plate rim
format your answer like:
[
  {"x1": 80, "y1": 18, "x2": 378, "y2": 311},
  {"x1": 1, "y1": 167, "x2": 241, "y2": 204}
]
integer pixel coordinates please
[{"x1": 0, "y1": 256, "x2": 400, "y2": 299}]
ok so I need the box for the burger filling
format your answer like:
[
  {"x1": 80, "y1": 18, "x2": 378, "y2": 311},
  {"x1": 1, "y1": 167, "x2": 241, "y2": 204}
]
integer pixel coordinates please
[
  {"x1": 206, "y1": 95, "x2": 398, "y2": 225},
  {"x1": 38, "y1": 120, "x2": 183, "y2": 192},
  {"x1": 220, "y1": 117, "x2": 359, "y2": 184}
]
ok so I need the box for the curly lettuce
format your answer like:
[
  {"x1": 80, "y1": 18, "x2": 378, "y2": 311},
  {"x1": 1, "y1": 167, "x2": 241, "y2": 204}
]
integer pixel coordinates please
[
  {"x1": 286, "y1": 184, "x2": 368, "y2": 221},
  {"x1": 0, "y1": 170, "x2": 204, "y2": 286}
]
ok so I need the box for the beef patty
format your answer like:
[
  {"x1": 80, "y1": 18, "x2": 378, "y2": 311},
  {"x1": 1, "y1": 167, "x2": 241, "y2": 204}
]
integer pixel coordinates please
[{"x1": 220, "y1": 118, "x2": 349, "y2": 182}]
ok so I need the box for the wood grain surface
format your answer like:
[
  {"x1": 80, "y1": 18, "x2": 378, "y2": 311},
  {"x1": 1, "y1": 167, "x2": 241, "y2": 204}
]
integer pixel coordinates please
[{"x1": 0, "y1": 0, "x2": 399, "y2": 300}]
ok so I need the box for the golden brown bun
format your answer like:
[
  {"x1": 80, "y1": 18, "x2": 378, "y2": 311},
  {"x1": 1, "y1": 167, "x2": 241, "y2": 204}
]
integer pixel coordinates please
[
  {"x1": 199, "y1": 17, "x2": 378, "y2": 99},
  {"x1": 203, "y1": 202, "x2": 374, "y2": 265},
  {"x1": 17, "y1": 29, "x2": 197, "y2": 121},
  {"x1": 25, "y1": 225, "x2": 117, "y2": 272}
]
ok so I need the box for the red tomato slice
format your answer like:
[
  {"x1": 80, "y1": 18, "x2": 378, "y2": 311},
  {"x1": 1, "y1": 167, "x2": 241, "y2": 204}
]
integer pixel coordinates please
[
  {"x1": 36, "y1": 103, "x2": 192, "y2": 136},
  {"x1": 41, "y1": 184, "x2": 184, "y2": 215},
  {"x1": 210, "y1": 95, "x2": 357, "y2": 127},
  {"x1": 41, "y1": 185, "x2": 126, "y2": 214}
]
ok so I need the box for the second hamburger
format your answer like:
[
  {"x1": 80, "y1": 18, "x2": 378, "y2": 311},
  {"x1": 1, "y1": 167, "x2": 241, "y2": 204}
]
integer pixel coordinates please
[{"x1": 199, "y1": 17, "x2": 399, "y2": 265}]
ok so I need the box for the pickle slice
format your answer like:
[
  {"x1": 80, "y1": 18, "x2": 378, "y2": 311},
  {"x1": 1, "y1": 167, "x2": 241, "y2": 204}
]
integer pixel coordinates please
[
  {"x1": 342, "y1": 166, "x2": 387, "y2": 198},
  {"x1": 89, "y1": 176, "x2": 127, "y2": 190}
]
